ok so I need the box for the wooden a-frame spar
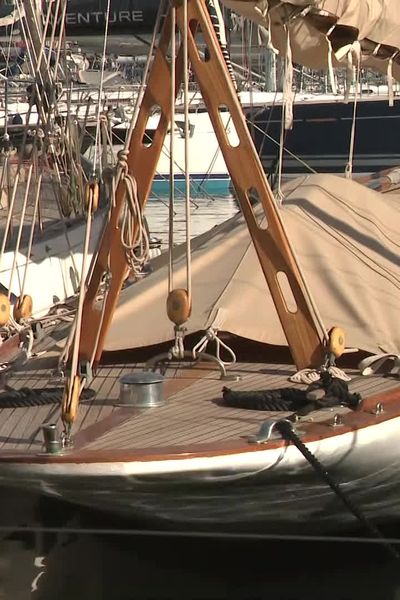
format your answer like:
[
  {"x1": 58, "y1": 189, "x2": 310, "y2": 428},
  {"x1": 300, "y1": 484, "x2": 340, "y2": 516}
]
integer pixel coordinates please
[{"x1": 69, "y1": 0, "x2": 325, "y2": 420}]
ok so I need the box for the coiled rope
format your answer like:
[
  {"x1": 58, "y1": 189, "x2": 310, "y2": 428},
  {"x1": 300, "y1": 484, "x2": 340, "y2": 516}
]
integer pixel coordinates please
[{"x1": 117, "y1": 150, "x2": 150, "y2": 278}]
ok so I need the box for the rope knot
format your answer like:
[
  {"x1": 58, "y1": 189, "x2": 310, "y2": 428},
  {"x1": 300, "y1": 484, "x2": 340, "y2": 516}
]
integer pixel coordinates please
[
  {"x1": 192, "y1": 327, "x2": 236, "y2": 366},
  {"x1": 170, "y1": 325, "x2": 186, "y2": 360},
  {"x1": 117, "y1": 149, "x2": 129, "y2": 175}
]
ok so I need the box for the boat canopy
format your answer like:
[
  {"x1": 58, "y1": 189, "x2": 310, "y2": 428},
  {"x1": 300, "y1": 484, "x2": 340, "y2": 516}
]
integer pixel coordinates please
[
  {"x1": 221, "y1": 1, "x2": 400, "y2": 81},
  {"x1": 106, "y1": 174, "x2": 400, "y2": 356}
]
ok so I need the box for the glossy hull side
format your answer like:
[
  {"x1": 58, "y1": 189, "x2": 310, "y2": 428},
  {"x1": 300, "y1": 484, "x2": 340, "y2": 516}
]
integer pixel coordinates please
[
  {"x1": 248, "y1": 98, "x2": 400, "y2": 175},
  {"x1": 1, "y1": 414, "x2": 400, "y2": 532}
]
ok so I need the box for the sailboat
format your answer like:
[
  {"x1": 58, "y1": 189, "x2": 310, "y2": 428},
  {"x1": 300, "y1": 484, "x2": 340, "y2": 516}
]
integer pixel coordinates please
[{"x1": 0, "y1": 0, "x2": 399, "y2": 541}]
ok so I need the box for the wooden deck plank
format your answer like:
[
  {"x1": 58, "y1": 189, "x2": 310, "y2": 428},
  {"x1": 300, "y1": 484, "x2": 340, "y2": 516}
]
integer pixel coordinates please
[
  {"x1": 1, "y1": 349, "x2": 399, "y2": 455},
  {"x1": 83, "y1": 364, "x2": 400, "y2": 451}
]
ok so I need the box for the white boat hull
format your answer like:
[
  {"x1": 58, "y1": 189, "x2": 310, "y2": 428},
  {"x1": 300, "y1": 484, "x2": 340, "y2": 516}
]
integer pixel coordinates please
[{"x1": 1, "y1": 413, "x2": 400, "y2": 532}]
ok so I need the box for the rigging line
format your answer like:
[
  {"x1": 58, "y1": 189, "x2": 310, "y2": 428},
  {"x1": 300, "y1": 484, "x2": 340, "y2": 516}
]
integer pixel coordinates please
[
  {"x1": 44, "y1": 0, "x2": 61, "y2": 69},
  {"x1": 183, "y1": 0, "x2": 192, "y2": 304},
  {"x1": 168, "y1": 5, "x2": 176, "y2": 295},
  {"x1": 3, "y1": 524, "x2": 400, "y2": 546},
  {"x1": 0, "y1": 169, "x2": 21, "y2": 266},
  {"x1": 199, "y1": 113, "x2": 236, "y2": 183},
  {"x1": 42, "y1": 154, "x2": 80, "y2": 278},
  {"x1": 65, "y1": 197, "x2": 94, "y2": 408},
  {"x1": 254, "y1": 89, "x2": 279, "y2": 164},
  {"x1": 17, "y1": 0, "x2": 49, "y2": 126},
  {"x1": 92, "y1": 0, "x2": 111, "y2": 178},
  {"x1": 39, "y1": 0, "x2": 56, "y2": 67},
  {"x1": 345, "y1": 48, "x2": 360, "y2": 179},
  {"x1": 3, "y1": 80, "x2": 9, "y2": 142},
  {"x1": 122, "y1": 0, "x2": 166, "y2": 152},
  {"x1": 87, "y1": 178, "x2": 117, "y2": 368},
  {"x1": 4, "y1": 16, "x2": 15, "y2": 69},
  {"x1": 276, "y1": 25, "x2": 293, "y2": 202},
  {"x1": 0, "y1": 155, "x2": 9, "y2": 199},
  {"x1": 20, "y1": 167, "x2": 42, "y2": 300},
  {"x1": 248, "y1": 120, "x2": 317, "y2": 173},
  {"x1": 14, "y1": 0, "x2": 49, "y2": 129},
  {"x1": 53, "y1": 0, "x2": 68, "y2": 84},
  {"x1": 7, "y1": 163, "x2": 33, "y2": 299},
  {"x1": 152, "y1": 131, "x2": 215, "y2": 203},
  {"x1": 101, "y1": 120, "x2": 117, "y2": 165}
]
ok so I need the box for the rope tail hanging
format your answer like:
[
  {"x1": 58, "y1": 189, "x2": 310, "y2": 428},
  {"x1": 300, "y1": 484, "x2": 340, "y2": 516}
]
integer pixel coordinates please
[
  {"x1": 345, "y1": 42, "x2": 361, "y2": 179},
  {"x1": 276, "y1": 23, "x2": 294, "y2": 203}
]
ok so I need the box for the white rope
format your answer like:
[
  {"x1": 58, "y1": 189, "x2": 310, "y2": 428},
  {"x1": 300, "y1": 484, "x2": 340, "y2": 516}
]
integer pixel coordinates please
[
  {"x1": 326, "y1": 37, "x2": 338, "y2": 95},
  {"x1": 65, "y1": 195, "x2": 94, "y2": 405},
  {"x1": 170, "y1": 326, "x2": 186, "y2": 360},
  {"x1": 20, "y1": 158, "x2": 42, "y2": 299},
  {"x1": 118, "y1": 151, "x2": 150, "y2": 277},
  {"x1": 52, "y1": 0, "x2": 68, "y2": 82},
  {"x1": 15, "y1": 0, "x2": 50, "y2": 127},
  {"x1": 358, "y1": 353, "x2": 400, "y2": 377},
  {"x1": 289, "y1": 367, "x2": 351, "y2": 385},
  {"x1": 168, "y1": 6, "x2": 176, "y2": 294},
  {"x1": 387, "y1": 58, "x2": 394, "y2": 107},
  {"x1": 183, "y1": 0, "x2": 192, "y2": 304},
  {"x1": 0, "y1": 170, "x2": 20, "y2": 266},
  {"x1": 7, "y1": 164, "x2": 33, "y2": 299},
  {"x1": 276, "y1": 25, "x2": 293, "y2": 204},
  {"x1": 345, "y1": 44, "x2": 361, "y2": 179},
  {"x1": 192, "y1": 327, "x2": 236, "y2": 366},
  {"x1": 92, "y1": 0, "x2": 111, "y2": 177}
]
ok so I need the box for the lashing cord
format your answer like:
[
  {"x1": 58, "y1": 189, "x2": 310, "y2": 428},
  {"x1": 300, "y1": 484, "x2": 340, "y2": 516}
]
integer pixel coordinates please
[{"x1": 275, "y1": 420, "x2": 399, "y2": 560}]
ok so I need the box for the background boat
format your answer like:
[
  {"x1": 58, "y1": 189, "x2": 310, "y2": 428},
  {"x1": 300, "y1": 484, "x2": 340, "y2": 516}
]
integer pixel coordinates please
[{"x1": 246, "y1": 91, "x2": 400, "y2": 177}]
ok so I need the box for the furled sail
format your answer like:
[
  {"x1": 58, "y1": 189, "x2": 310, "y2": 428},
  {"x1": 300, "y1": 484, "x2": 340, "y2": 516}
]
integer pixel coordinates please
[{"x1": 221, "y1": 1, "x2": 400, "y2": 81}]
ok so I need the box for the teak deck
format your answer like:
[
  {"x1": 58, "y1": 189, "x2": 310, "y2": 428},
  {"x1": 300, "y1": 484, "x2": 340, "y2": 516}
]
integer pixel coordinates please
[{"x1": 0, "y1": 325, "x2": 399, "y2": 459}]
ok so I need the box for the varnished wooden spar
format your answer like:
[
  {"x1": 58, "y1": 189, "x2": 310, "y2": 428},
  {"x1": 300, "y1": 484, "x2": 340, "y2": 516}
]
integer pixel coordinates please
[
  {"x1": 76, "y1": 0, "x2": 324, "y2": 386},
  {"x1": 76, "y1": 8, "x2": 185, "y2": 367}
]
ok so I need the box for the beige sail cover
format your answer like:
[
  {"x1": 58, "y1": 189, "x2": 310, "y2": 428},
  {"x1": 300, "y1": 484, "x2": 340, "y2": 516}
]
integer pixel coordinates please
[
  {"x1": 221, "y1": 1, "x2": 400, "y2": 80},
  {"x1": 106, "y1": 174, "x2": 400, "y2": 355}
]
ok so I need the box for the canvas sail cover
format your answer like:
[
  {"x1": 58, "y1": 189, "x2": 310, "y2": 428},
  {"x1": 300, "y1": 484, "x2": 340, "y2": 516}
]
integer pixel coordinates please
[
  {"x1": 221, "y1": 1, "x2": 400, "y2": 81},
  {"x1": 105, "y1": 174, "x2": 400, "y2": 355}
]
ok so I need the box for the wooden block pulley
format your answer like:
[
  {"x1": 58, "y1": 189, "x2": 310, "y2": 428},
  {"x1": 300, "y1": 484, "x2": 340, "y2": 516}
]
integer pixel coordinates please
[
  {"x1": 0, "y1": 294, "x2": 10, "y2": 327},
  {"x1": 328, "y1": 326, "x2": 345, "y2": 358},
  {"x1": 166, "y1": 288, "x2": 191, "y2": 326},
  {"x1": 13, "y1": 294, "x2": 33, "y2": 323}
]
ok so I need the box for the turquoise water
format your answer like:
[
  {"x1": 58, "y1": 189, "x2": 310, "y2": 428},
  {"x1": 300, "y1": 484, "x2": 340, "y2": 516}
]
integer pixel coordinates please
[{"x1": 151, "y1": 176, "x2": 232, "y2": 198}]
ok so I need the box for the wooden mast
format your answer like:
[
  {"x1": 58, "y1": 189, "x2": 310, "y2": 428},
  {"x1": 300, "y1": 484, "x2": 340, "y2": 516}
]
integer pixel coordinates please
[{"x1": 76, "y1": 0, "x2": 325, "y2": 374}]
